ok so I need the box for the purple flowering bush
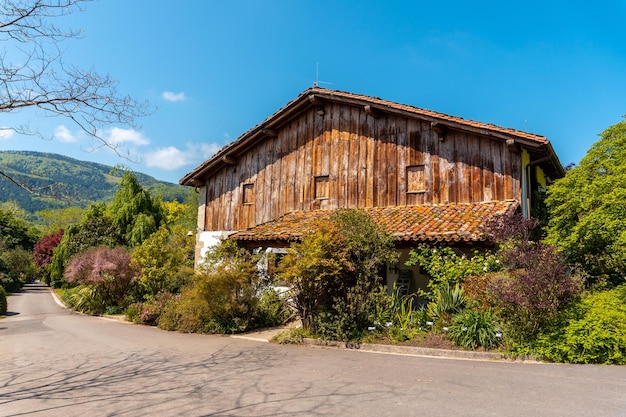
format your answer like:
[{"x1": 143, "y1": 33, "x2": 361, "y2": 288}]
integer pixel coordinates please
[{"x1": 64, "y1": 246, "x2": 137, "y2": 312}]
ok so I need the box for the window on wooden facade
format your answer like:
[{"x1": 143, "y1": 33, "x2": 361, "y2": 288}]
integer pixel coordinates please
[
  {"x1": 407, "y1": 165, "x2": 426, "y2": 193},
  {"x1": 314, "y1": 175, "x2": 330, "y2": 199},
  {"x1": 242, "y1": 183, "x2": 254, "y2": 205}
]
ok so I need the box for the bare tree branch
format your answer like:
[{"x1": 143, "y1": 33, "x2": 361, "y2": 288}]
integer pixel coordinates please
[{"x1": 0, "y1": 0, "x2": 153, "y2": 196}]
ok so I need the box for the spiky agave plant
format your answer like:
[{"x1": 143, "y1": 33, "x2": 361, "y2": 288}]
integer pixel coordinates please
[{"x1": 427, "y1": 283, "x2": 466, "y2": 327}]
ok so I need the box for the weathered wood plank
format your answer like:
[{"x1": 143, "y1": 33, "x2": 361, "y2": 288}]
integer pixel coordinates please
[
  {"x1": 338, "y1": 104, "x2": 350, "y2": 209},
  {"x1": 422, "y1": 123, "x2": 435, "y2": 204},
  {"x1": 284, "y1": 120, "x2": 297, "y2": 213},
  {"x1": 481, "y1": 136, "x2": 494, "y2": 202},
  {"x1": 396, "y1": 117, "x2": 408, "y2": 206},
  {"x1": 358, "y1": 108, "x2": 369, "y2": 207},
  {"x1": 347, "y1": 106, "x2": 360, "y2": 208},
  {"x1": 492, "y1": 139, "x2": 503, "y2": 201},
  {"x1": 374, "y1": 116, "x2": 388, "y2": 207},
  {"x1": 469, "y1": 133, "x2": 483, "y2": 203},
  {"x1": 457, "y1": 132, "x2": 471, "y2": 203},
  {"x1": 302, "y1": 109, "x2": 314, "y2": 211},
  {"x1": 330, "y1": 103, "x2": 341, "y2": 208},
  {"x1": 386, "y1": 116, "x2": 397, "y2": 206},
  {"x1": 366, "y1": 112, "x2": 376, "y2": 207}
]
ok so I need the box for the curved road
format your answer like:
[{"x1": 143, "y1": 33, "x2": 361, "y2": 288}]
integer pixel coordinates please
[{"x1": 0, "y1": 284, "x2": 624, "y2": 417}]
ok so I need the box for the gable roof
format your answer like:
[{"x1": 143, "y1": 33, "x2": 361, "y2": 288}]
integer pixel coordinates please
[
  {"x1": 180, "y1": 87, "x2": 564, "y2": 187},
  {"x1": 230, "y1": 200, "x2": 518, "y2": 246}
]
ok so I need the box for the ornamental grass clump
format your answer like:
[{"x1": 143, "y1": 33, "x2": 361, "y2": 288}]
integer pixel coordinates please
[{"x1": 448, "y1": 309, "x2": 502, "y2": 350}]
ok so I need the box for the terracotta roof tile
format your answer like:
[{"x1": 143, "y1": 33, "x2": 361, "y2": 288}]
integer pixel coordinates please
[{"x1": 231, "y1": 200, "x2": 518, "y2": 245}]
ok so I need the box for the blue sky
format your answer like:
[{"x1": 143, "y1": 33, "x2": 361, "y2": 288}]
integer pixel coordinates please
[{"x1": 1, "y1": 0, "x2": 625, "y2": 184}]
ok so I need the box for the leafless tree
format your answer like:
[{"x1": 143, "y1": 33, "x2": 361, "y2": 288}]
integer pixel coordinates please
[{"x1": 0, "y1": 0, "x2": 151, "y2": 195}]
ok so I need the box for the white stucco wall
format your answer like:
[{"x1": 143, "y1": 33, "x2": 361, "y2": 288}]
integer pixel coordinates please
[{"x1": 195, "y1": 230, "x2": 234, "y2": 267}]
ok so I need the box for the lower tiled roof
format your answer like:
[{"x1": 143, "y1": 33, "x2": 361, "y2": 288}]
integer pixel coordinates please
[{"x1": 231, "y1": 200, "x2": 519, "y2": 245}]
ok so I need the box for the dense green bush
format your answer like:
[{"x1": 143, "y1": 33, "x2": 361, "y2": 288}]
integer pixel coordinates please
[
  {"x1": 406, "y1": 244, "x2": 501, "y2": 300},
  {"x1": 130, "y1": 225, "x2": 194, "y2": 300},
  {"x1": 448, "y1": 309, "x2": 502, "y2": 350},
  {"x1": 126, "y1": 292, "x2": 176, "y2": 326},
  {"x1": 158, "y1": 240, "x2": 272, "y2": 334},
  {"x1": 0, "y1": 285, "x2": 7, "y2": 315},
  {"x1": 279, "y1": 209, "x2": 397, "y2": 340},
  {"x1": 256, "y1": 289, "x2": 294, "y2": 328},
  {"x1": 525, "y1": 285, "x2": 626, "y2": 364},
  {"x1": 1, "y1": 247, "x2": 38, "y2": 289}
]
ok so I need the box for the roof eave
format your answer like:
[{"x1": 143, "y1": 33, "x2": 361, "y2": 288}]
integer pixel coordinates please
[{"x1": 180, "y1": 87, "x2": 561, "y2": 186}]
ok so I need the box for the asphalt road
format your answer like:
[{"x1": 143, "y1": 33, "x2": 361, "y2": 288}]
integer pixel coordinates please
[{"x1": 1, "y1": 284, "x2": 624, "y2": 417}]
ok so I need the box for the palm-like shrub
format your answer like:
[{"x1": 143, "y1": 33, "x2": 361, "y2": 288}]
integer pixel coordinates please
[{"x1": 426, "y1": 284, "x2": 466, "y2": 327}]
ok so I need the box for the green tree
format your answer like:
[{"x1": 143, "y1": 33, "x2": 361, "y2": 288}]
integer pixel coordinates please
[
  {"x1": 130, "y1": 225, "x2": 194, "y2": 299},
  {"x1": 546, "y1": 118, "x2": 626, "y2": 286},
  {"x1": 47, "y1": 204, "x2": 124, "y2": 287},
  {"x1": 0, "y1": 206, "x2": 38, "y2": 250},
  {"x1": 1, "y1": 247, "x2": 38, "y2": 288},
  {"x1": 106, "y1": 171, "x2": 164, "y2": 247},
  {"x1": 35, "y1": 207, "x2": 83, "y2": 235}
]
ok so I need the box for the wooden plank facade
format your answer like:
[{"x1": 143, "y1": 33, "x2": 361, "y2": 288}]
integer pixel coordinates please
[{"x1": 181, "y1": 88, "x2": 563, "y2": 236}]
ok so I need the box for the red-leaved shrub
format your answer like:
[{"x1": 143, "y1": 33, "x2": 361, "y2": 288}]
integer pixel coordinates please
[{"x1": 33, "y1": 229, "x2": 64, "y2": 270}]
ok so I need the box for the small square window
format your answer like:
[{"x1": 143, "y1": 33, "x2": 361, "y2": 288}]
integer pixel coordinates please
[
  {"x1": 242, "y1": 183, "x2": 254, "y2": 205},
  {"x1": 407, "y1": 165, "x2": 425, "y2": 193},
  {"x1": 314, "y1": 176, "x2": 329, "y2": 199}
]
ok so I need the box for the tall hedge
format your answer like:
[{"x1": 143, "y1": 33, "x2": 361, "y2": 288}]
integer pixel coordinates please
[{"x1": 0, "y1": 285, "x2": 7, "y2": 315}]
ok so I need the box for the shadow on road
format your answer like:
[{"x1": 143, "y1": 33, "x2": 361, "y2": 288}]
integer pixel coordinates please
[{"x1": 0, "y1": 343, "x2": 361, "y2": 416}]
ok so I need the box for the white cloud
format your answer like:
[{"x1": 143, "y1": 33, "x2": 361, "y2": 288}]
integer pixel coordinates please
[
  {"x1": 53, "y1": 125, "x2": 77, "y2": 143},
  {"x1": 0, "y1": 128, "x2": 14, "y2": 140},
  {"x1": 101, "y1": 127, "x2": 150, "y2": 147},
  {"x1": 161, "y1": 91, "x2": 187, "y2": 102},
  {"x1": 143, "y1": 142, "x2": 221, "y2": 170}
]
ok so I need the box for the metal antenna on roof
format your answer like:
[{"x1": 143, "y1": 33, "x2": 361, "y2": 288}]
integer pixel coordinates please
[
  {"x1": 314, "y1": 62, "x2": 333, "y2": 88},
  {"x1": 525, "y1": 119, "x2": 528, "y2": 131}
]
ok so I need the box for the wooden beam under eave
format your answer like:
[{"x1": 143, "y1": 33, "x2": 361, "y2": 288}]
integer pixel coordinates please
[
  {"x1": 308, "y1": 95, "x2": 320, "y2": 105},
  {"x1": 430, "y1": 122, "x2": 446, "y2": 141},
  {"x1": 262, "y1": 128, "x2": 277, "y2": 137},
  {"x1": 222, "y1": 155, "x2": 237, "y2": 165},
  {"x1": 506, "y1": 139, "x2": 519, "y2": 153},
  {"x1": 364, "y1": 105, "x2": 380, "y2": 118}
]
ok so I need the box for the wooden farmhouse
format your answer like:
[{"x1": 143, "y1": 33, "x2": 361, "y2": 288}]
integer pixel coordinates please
[{"x1": 180, "y1": 87, "x2": 564, "y2": 294}]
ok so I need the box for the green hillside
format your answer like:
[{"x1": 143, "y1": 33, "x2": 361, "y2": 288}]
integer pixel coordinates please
[{"x1": 0, "y1": 151, "x2": 190, "y2": 213}]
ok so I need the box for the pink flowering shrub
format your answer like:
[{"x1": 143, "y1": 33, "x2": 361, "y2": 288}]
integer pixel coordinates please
[{"x1": 65, "y1": 246, "x2": 137, "y2": 310}]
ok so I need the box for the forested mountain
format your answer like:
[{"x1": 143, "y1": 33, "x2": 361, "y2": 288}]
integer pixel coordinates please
[{"x1": 0, "y1": 151, "x2": 190, "y2": 213}]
